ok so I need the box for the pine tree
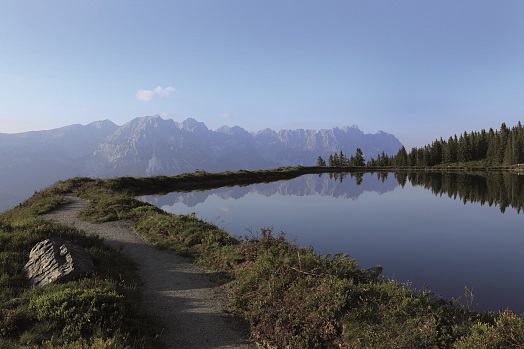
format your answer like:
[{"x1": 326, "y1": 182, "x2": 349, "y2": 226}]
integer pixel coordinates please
[
  {"x1": 477, "y1": 129, "x2": 489, "y2": 160},
  {"x1": 500, "y1": 122, "x2": 510, "y2": 160},
  {"x1": 333, "y1": 153, "x2": 340, "y2": 166},
  {"x1": 316, "y1": 156, "x2": 326, "y2": 167},
  {"x1": 487, "y1": 132, "x2": 503, "y2": 166},
  {"x1": 394, "y1": 146, "x2": 408, "y2": 167},
  {"x1": 458, "y1": 132, "x2": 472, "y2": 163},
  {"x1": 511, "y1": 123, "x2": 524, "y2": 165},
  {"x1": 503, "y1": 133, "x2": 515, "y2": 166},
  {"x1": 443, "y1": 136, "x2": 457, "y2": 164},
  {"x1": 400, "y1": 122, "x2": 524, "y2": 167},
  {"x1": 429, "y1": 139, "x2": 443, "y2": 166},
  {"x1": 407, "y1": 147, "x2": 417, "y2": 167},
  {"x1": 380, "y1": 151, "x2": 390, "y2": 167},
  {"x1": 339, "y1": 151, "x2": 347, "y2": 166},
  {"x1": 351, "y1": 148, "x2": 365, "y2": 167}
]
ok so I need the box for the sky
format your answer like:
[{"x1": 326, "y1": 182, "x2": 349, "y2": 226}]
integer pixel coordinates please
[{"x1": 1, "y1": 1, "x2": 523, "y2": 149}]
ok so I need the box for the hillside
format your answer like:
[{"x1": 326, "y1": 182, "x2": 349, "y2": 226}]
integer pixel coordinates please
[
  {"x1": 1, "y1": 167, "x2": 522, "y2": 348},
  {"x1": 0, "y1": 116, "x2": 402, "y2": 211}
]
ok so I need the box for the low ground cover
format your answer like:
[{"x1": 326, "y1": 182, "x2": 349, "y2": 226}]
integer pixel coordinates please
[
  {"x1": 2, "y1": 167, "x2": 523, "y2": 348},
  {"x1": 0, "y1": 182, "x2": 160, "y2": 348}
]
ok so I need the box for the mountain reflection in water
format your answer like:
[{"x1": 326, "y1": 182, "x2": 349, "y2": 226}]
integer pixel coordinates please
[
  {"x1": 141, "y1": 171, "x2": 524, "y2": 313},
  {"x1": 143, "y1": 172, "x2": 397, "y2": 208}
]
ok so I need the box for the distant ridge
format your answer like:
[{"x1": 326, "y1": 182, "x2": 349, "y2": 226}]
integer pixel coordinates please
[
  {"x1": 0, "y1": 115, "x2": 403, "y2": 211},
  {"x1": 86, "y1": 115, "x2": 403, "y2": 176}
]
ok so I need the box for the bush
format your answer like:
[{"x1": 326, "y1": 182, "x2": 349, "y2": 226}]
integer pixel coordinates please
[
  {"x1": 29, "y1": 282, "x2": 126, "y2": 341},
  {"x1": 232, "y1": 229, "x2": 381, "y2": 348},
  {"x1": 455, "y1": 310, "x2": 524, "y2": 349}
]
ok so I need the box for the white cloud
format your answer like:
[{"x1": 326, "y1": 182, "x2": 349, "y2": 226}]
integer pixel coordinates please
[
  {"x1": 156, "y1": 86, "x2": 175, "y2": 97},
  {"x1": 136, "y1": 89, "x2": 154, "y2": 102},
  {"x1": 220, "y1": 112, "x2": 232, "y2": 120},
  {"x1": 136, "y1": 86, "x2": 175, "y2": 102}
]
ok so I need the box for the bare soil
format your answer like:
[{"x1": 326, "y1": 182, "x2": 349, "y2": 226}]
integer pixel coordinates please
[{"x1": 42, "y1": 196, "x2": 255, "y2": 349}]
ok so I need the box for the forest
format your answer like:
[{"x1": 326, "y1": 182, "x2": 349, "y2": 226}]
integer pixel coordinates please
[
  {"x1": 376, "y1": 122, "x2": 524, "y2": 168},
  {"x1": 320, "y1": 122, "x2": 524, "y2": 168}
]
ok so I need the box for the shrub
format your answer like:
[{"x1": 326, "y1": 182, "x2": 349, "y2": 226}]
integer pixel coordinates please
[
  {"x1": 455, "y1": 310, "x2": 524, "y2": 349},
  {"x1": 29, "y1": 283, "x2": 126, "y2": 341},
  {"x1": 232, "y1": 229, "x2": 382, "y2": 348}
]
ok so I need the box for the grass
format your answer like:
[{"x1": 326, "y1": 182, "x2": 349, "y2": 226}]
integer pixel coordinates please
[
  {"x1": 2, "y1": 166, "x2": 524, "y2": 348},
  {"x1": 0, "y1": 181, "x2": 161, "y2": 348}
]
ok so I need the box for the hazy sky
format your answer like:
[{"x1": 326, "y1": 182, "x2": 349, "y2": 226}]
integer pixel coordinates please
[{"x1": 1, "y1": 1, "x2": 523, "y2": 149}]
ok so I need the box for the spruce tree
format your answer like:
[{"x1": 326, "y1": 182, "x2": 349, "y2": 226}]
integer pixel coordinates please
[
  {"x1": 333, "y1": 153, "x2": 339, "y2": 166},
  {"x1": 443, "y1": 136, "x2": 457, "y2": 163},
  {"x1": 458, "y1": 132, "x2": 472, "y2": 163},
  {"x1": 487, "y1": 133, "x2": 503, "y2": 166},
  {"x1": 353, "y1": 148, "x2": 365, "y2": 167},
  {"x1": 503, "y1": 133, "x2": 515, "y2": 166},
  {"x1": 394, "y1": 146, "x2": 408, "y2": 167}
]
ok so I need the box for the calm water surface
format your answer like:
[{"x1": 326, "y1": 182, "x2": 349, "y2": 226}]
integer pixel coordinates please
[{"x1": 141, "y1": 172, "x2": 524, "y2": 313}]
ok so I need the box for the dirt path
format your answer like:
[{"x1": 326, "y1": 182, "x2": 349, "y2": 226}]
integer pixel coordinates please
[{"x1": 42, "y1": 196, "x2": 255, "y2": 349}]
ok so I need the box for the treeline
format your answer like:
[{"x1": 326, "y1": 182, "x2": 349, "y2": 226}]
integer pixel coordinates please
[
  {"x1": 371, "y1": 122, "x2": 524, "y2": 168},
  {"x1": 317, "y1": 148, "x2": 365, "y2": 167}
]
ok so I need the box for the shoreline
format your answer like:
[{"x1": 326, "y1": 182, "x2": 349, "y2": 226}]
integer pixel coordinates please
[{"x1": 1, "y1": 166, "x2": 523, "y2": 347}]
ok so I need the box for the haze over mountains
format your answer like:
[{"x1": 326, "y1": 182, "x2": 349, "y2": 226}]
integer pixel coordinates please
[{"x1": 0, "y1": 115, "x2": 402, "y2": 211}]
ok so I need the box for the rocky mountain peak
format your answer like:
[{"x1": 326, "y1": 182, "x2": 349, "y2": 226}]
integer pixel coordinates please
[
  {"x1": 87, "y1": 119, "x2": 117, "y2": 130},
  {"x1": 0, "y1": 115, "x2": 404, "y2": 211},
  {"x1": 216, "y1": 125, "x2": 248, "y2": 135},
  {"x1": 178, "y1": 118, "x2": 209, "y2": 133}
]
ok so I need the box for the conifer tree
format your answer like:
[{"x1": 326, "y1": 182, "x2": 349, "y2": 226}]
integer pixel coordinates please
[
  {"x1": 353, "y1": 147, "x2": 365, "y2": 167},
  {"x1": 503, "y1": 133, "x2": 515, "y2": 166},
  {"x1": 486, "y1": 128, "x2": 502, "y2": 165},
  {"x1": 443, "y1": 136, "x2": 457, "y2": 163},
  {"x1": 394, "y1": 146, "x2": 408, "y2": 167},
  {"x1": 333, "y1": 153, "x2": 339, "y2": 166},
  {"x1": 339, "y1": 151, "x2": 346, "y2": 166},
  {"x1": 458, "y1": 132, "x2": 472, "y2": 163}
]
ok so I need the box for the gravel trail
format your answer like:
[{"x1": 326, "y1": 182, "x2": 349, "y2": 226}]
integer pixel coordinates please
[{"x1": 42, "y1": 196, "x2": 255, "y2": 349}]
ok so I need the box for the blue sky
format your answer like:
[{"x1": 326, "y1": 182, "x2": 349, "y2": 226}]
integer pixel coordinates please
[{"x1": 1, "y1": 1, "x2": 523, "y2": 149}]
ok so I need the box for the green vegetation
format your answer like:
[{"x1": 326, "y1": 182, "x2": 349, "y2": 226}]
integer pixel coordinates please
[
  {"x1": 102, "y1": 166, "x2": 339, "y2": 196},
  {"x1": 318, "y1": 148, "x2": 366, "y2": 168},
  {"x1": 368, "y1": 121, "x2": 524, "y2": 169},
  {"x1": 0, "y1": 183, "x2": 161, "y2": 348},
  {"x1": 320, "y1": 122, "x2": 524, "y2": 170},
  {"x1": 2, "y1": 166, "x2": 524, "y2": 348}
]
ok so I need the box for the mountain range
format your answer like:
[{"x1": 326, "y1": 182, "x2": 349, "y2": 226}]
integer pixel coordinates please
[{"x1": 0, "y1": 115, "x2": 402, "y2": 211}]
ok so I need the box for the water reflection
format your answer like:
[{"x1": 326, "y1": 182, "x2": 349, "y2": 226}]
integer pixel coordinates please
[
  {"x1": 144, "y1": 171, "x2": 524, "y2": 214},
  {"x1": 143, "y1": 172, "x2": 397, "y2": 208},
  {"x1": 140, "y1": 171, "x2": 524, "y2": 313},
  {"x1": 397, "y1": 171, "x2": 524, "y2": 214}
]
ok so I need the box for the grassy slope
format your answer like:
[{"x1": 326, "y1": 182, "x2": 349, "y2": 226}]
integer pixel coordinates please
[
  {"x1": 0, "y1": 180, "x2": 160, "y2": 348},
  {"x1": 1, "y1": 167, "x2": 523, "y2": 348}
]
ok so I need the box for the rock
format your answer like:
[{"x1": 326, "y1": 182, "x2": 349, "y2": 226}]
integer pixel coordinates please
[{"x1": 23, "y1": 239, "x2": 94, "y2": 287}]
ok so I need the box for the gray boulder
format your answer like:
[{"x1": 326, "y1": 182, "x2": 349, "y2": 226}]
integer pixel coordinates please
[{"x1": 23, "y1": 239, "x2": 94, "y2": 287}]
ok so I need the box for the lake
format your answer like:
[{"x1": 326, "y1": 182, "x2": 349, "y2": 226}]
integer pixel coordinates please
[{"x1": 140, "y1": 171, "x2": 524, "y2": 313}]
